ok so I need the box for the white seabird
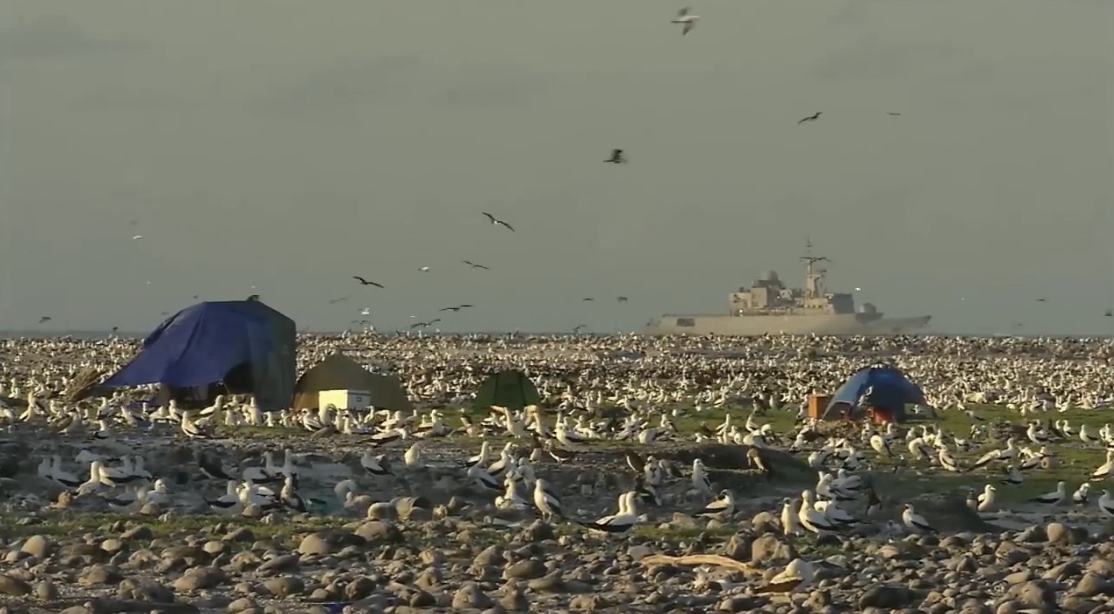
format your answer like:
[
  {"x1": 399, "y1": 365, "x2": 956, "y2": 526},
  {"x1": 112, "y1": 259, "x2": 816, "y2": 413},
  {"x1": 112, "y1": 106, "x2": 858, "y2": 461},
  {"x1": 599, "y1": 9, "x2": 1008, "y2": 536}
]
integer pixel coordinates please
[
  {"x1": 901, "y1": 503, "x2": 937, "y2": 534},
  {"x1": 755, "y1": 558, "x2": 815, "y2": 593},
  {"x1": 533, "y1": 478, "x2": 563, "y2": 522},
  {"x1": 671, "y1": 7, "x2": 699, "y2": 35},
  {"x1": 693, "y1": 489, "x2": 735, "y2": 519},
  {"x1": 580, "y1": 491, "x2": 638, "y2": 534},
  {"x1": 1099, "y1": 490, "x2": 1114, "y2": 517},
  {"x1": 1031, "y1": 481, "x2": 1066, "y2": 506}
]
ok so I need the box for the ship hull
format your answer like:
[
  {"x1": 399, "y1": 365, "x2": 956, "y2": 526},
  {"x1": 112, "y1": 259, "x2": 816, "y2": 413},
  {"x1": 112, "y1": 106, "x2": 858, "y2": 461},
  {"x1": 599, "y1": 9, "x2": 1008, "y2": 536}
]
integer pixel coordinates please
[{"x1": 641, "y1": 314, "x2": 931, "y2": 336}]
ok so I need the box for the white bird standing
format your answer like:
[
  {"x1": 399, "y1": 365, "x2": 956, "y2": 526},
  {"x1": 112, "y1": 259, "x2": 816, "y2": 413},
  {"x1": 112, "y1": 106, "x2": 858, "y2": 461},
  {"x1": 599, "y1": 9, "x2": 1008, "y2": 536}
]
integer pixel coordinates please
[
  {"x1": 781, "y1": 498, "x2": 803, "y2": 536},
  {"x1": 797, "y1": 490, "x2": 838, "y2": 533},
  {"x1": 533, "y1": 478, "x2": 564, "y2": 522},
  {"x1": 1099, "y1": 490, "x2": 1114, "y2": 516},
  {"x1": 901, "y1": 503, "x2": 937, "y2": 534},
  {"x1": 580, "y1": 491, "x2": 638, "y2": 534},
  {"x1": 976, "y1": 484, "x2": 997, "y2": 513},
  {"x1": 1073, "y1": 483, "x2": 1091, "y2": 505},
  {"x1": 1031, "y1": 481, "x2": 1066, "y2": 506},
  {"x1": 691, "y1": 458, "x2": 713, "y2": 498},
  {"x1": 671, "y1": 7, "x2": 699, "y2": 35},
  {"x1": 1092, "y1": 450, "x2": 1114, "y2": 480}
]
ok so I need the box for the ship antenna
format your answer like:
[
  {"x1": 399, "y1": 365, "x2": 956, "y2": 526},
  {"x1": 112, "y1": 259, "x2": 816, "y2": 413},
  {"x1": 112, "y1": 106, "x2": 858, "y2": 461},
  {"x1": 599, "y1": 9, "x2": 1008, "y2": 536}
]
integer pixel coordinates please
[{"x1": 800, "y1": 237, "x2": 830, "y2": 299}]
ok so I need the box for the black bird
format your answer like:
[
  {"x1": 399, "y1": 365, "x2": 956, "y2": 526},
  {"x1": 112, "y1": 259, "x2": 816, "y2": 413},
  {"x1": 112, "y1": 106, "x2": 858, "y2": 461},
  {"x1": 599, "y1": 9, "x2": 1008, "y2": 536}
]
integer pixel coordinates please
[
  {"x1": 582, "y1": 297, "x2": 594, "y2": 302},
  {"x1": 1105, "y1": 309, "x2": 1113, "y2": 317},
  {"x1": 605, "y1": 149, "x2": 627, "y2": 164},
  {"x1": 329, "y1": 296, "x2": 350, "y2": 304},
  {"x1": 797, "y1": 112, "x2": 822, "y2": 124},
  {"x1": 482, "y1": 212, "x2": 515, "y2": 232},
  {"x1": 353, "y1": 276, "x2": 385, "y2": 288},
  {"x1": 38, "y1": 316, "x2": 51, "y2": 324},
  {"x1": 617, "y1": 296, "x2": 628, "y2": 303},
  {"x1": 886, "y1": 112, "x2": 901, "y2": 116},
  {"x1": 410, "y1": 319, "x2": 442, "y2": 329},
  {"x1": 461, "y1": 260, "x2": 490, "y2": 270},
  {"x1": 440, "y1": 305, "x2": 473, "y2": 312}
]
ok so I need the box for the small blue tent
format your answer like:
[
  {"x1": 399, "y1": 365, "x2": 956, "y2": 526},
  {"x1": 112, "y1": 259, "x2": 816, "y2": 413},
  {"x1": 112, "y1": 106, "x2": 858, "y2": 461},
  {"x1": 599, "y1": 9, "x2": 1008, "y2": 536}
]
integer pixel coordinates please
[
  {"x1": 103, "y1": 301, "x2": 297, "y2": 412},
  {"x1": 824, "y1": 365, "x2": 925, "y2": 420}
]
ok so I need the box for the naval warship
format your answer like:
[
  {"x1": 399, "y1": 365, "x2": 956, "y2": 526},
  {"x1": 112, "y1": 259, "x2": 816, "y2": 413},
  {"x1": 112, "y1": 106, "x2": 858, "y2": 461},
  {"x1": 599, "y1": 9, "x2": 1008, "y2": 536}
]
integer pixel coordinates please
[{"x1": 641, "y1": 244, "x2": 931, "y2": 336}]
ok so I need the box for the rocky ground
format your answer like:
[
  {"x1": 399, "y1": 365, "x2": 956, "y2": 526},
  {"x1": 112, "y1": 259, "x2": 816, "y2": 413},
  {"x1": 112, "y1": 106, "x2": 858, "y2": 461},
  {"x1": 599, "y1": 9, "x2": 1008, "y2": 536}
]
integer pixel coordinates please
[{"x1": 2, "y1": 427, "x2": 1114, "y2": 614}]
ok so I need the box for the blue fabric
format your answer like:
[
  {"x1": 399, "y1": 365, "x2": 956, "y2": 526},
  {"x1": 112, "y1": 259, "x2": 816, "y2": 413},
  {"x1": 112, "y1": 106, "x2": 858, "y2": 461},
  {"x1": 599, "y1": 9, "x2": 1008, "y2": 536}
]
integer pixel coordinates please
[
  {"x1": 826, "y1": 366, "x2": 925, "y2": 413},
  {"x1": 104, "y1": 302, "x2": 275, "y2": 388}
]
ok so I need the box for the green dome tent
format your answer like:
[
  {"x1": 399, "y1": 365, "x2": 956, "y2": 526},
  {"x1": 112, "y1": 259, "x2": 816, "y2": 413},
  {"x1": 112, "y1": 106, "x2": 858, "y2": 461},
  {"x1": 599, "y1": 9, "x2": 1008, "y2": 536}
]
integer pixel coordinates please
[{"x1": 472, "y1": 369, "x2": 540, "y2": 411}]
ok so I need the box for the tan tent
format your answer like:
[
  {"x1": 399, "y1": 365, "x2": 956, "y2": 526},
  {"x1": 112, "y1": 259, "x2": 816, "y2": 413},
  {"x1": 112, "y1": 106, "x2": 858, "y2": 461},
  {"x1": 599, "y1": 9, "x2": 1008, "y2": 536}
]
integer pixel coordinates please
[{"x1": 292, "y1": 353, "x2": 412, "y2": 411}]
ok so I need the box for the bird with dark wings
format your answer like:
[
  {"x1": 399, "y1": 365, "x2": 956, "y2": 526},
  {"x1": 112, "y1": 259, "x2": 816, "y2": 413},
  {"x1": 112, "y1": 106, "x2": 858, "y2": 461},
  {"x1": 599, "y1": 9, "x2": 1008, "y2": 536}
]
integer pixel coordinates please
[
  {"x1": 461, "y1": 260, "x2": 490, "y2": 270},
  {"x1": 353, "y1": 276, "x2": 385, "y2": 288},
  {"x1": 481, "y1": 212, "x2": 515, "y2": 232},
  {"x1": 605, "y1": 149, "x2": 627, "y2": 164}
]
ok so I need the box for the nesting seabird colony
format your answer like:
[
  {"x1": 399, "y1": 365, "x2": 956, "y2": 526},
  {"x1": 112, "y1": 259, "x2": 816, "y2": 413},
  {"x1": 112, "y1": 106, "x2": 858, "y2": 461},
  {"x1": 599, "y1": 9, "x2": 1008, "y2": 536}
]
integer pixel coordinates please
[{"x1": 2, "y1": 333, "x2": 1114, "y2": 611}]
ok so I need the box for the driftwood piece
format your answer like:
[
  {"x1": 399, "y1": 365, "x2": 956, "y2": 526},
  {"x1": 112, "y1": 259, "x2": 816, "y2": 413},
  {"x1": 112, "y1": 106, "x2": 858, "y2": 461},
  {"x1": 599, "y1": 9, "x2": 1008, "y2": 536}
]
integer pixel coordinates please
[{"x1": 640, "y1": 553, "x2": 755, "y2": 575}]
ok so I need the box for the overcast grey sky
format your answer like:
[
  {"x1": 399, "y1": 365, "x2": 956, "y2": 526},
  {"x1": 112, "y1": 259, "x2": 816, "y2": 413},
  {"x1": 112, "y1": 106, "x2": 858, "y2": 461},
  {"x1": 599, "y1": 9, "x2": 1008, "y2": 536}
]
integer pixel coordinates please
[{"x1": 2, "y1": 0, "x2": 1112, "y2": 336}]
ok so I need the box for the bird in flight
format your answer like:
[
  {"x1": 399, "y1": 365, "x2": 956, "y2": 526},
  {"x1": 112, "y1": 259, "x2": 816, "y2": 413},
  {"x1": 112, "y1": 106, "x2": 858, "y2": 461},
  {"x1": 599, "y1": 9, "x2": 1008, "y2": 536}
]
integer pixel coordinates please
[
  {"x1": 419, "y1": 266, "x2": 431, "y2": 273},
  {"x1": 353, "y1": 276, "x2": 385, "y2": 288},
  {"x1": 440, "y1": 304, "x2": 474, "y2": 312},
  {"x1": 482, "y1": 212, "x2": 515, "y2": 232},
  {"x1": 886, "y1": 112, "x2": 901, "y2": 116},
  {"x1": 582, "y1": 297, "x2": 595, "y2": 302},
  {"x1": 798, "y1": 112, "x2": 822, "y2": 124},
  {"x1": 572, "y1": 324, "x2": 588, "y2": 334},
  {"x1": 38, "y1": 316, "x2": 51, "y2": 324},
  {"x1": 671, "y1": 7, "x2": 699, "y2": 35},
  {"x1": 329, "y1": 296, "x2": 350, "y2": 304},
  {"x1": 461, "y1": 260, "x2": 490, "y2": 270},
  {"x1": 605, "y1": 149, "x2": 627, "y2": 164},
  {"x1": 410, "y1": 319, "x2": 442, "y2": 329},
  {"x1": 132, "y1": 235, "x2": 143, "y2": 240},
  {"x1": 617, "y1": 296, "x2": 629, "y2": 303}
]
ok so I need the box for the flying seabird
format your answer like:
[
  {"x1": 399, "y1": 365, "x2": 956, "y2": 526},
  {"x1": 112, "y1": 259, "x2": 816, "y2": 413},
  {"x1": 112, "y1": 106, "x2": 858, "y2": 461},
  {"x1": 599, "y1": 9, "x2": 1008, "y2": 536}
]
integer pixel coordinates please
[
  {"x1": 461, "y1": 260, "x2": 490, "y2": 270},
  {"x1": 440, "y1": 305, "x2": 473, "y2": 312},
  {"x1": 410, "y1": 319, "x2": 441, "y2": 329},
  {"x1": 617, "y1": 296, "x2": 628, "y2": 302},
  {"x1": 886, "y1": 112, "x2": 901, "y2": 116},
  {"x1": 605, "y1": 149, "x2": 627, "y2": 164},
  {"x1": 329, "y1": 296, "x2": 350, "y2": 304},
  {"x1": 38, "y1": 317, "x2": 51, "y2": 324},
  {"x1": 353, "y1": 276, "x2": 385, "y2": 288},
  {"x1": 797, "y1": 112, "x2": 822, "y2": 124},
  {"x1": 482, "y1": 212, "x2": 515, "y2": 231},
  {"x1": 670, "y1": 7, "x2": 699, "y2": 35}
]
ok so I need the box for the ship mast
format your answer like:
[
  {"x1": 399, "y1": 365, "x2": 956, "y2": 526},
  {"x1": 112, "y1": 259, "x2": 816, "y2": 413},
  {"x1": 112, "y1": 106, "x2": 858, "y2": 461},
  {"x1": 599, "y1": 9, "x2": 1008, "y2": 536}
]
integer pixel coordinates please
[{"x1": 800, "y1": 236, "x2": 830, "y2": 299}]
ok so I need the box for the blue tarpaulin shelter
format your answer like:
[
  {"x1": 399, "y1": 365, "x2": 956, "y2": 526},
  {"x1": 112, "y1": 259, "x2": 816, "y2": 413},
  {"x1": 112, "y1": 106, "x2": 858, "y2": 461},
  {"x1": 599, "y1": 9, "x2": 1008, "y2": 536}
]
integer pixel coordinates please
[
  {"x1": 824, "y1": 365, "x2": 925, "y2": 420},
  {"x1": 103, "y1": 301, "x2": 297, "y2": 412}
]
